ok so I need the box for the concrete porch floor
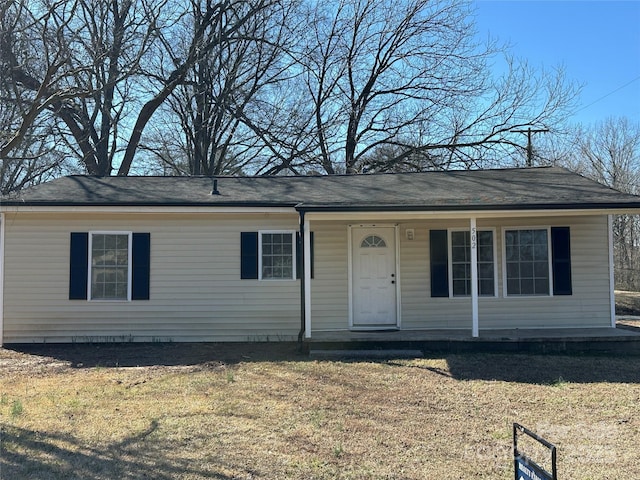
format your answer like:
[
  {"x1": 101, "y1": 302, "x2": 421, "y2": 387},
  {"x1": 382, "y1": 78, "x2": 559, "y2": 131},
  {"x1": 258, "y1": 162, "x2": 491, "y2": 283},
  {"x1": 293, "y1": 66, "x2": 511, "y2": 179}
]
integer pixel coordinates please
[{"x1": 304, "y1": 325, "x2": 640, "y2": 355}]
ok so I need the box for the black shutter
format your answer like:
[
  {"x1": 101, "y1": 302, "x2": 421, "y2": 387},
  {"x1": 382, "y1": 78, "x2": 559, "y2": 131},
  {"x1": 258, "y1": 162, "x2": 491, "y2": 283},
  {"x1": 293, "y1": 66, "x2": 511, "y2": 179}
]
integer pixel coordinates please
[
  {"x1": 296, "y1": 232, "x2": 315, "y2": 280},
  {"x1": 551, "y1": 227, "x2": 572, "y2": 295},
  {"x1": 69, "y1": 232, "x2": 89, "y2": 300},
  {"x1": 430, "y1": 230, "x2": 449, "y2": 297},
  {"x1": 241, "y1": 232, "x2": 259, "y2": 279},
  {"x1": 132, "y1": 233, "x2": 151, "y2": 300}
]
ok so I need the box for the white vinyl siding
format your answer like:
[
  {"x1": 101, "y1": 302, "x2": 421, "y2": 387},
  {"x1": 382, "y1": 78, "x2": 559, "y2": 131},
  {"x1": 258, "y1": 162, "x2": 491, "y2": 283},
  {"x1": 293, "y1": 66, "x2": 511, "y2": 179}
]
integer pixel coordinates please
[
  {"x1": 312, "y1": 216, "x2": 611, "y2": 332},
  {"x1": 1, "y1": 212, "x2": 301, "y2": 343},
  {"x1": 479, "y1": 216, "x2": 610, "y2": 329},
  {"x1": 399, "y1": 220, "x2": 471, "y2": 329},
  {"x1": 1, "y1": 212, "x2": 613, "y2": 343},
  {"x1": 310, "y1": 223, "x2": 350, "y2": 331}
]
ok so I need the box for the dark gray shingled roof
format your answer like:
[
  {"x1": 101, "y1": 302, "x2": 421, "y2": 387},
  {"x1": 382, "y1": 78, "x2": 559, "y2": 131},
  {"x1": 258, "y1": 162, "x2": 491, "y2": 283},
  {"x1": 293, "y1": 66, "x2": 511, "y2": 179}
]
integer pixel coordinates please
[{"x1": 3, "y1": 166, "x2": 640, "y2": 211}]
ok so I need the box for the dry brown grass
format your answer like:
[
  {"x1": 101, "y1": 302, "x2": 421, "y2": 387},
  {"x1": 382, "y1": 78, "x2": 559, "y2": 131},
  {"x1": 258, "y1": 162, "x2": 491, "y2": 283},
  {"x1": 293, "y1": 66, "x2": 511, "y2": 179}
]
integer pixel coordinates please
[{"x1": 1, "y1": 343, "x2": 639, "y2": 479}]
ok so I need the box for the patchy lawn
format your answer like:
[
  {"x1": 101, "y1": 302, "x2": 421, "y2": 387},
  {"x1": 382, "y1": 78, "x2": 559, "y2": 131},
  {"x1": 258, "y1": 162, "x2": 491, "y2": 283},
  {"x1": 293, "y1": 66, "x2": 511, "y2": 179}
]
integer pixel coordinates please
[{"x1": 0, "y1": 344, "x2": 639, "y2": 479}]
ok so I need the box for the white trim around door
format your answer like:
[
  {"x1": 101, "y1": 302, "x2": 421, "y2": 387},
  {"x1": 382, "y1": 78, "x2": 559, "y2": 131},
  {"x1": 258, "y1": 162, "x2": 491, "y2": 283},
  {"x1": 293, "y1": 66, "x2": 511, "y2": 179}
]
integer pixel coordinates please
[{"x1": 348, "y1": 225, "x2": 400, "y2": 330}]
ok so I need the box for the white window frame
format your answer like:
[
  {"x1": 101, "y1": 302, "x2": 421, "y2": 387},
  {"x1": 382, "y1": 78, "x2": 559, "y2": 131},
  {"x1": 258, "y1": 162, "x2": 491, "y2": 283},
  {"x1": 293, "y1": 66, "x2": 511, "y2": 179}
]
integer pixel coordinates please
[
  {"x1": 258, "y1": 230, "x2": 296, "y2": 281},
  {"x1": 448, "y1": 228, "x2": 498, "y2": 298},
  {"x1": 88, "y1": 231, "x2": 133, "y2": 301},
  {"x1": 502, "y1": 226, "x2": 554, "y2": 298}
]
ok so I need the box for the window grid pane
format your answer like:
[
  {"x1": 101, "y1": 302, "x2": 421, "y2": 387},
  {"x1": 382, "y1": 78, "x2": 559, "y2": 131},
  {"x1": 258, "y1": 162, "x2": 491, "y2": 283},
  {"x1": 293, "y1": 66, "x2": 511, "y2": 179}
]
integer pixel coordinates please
[
  {"x1": 450, "y1": 230, "x2": 494, "y2": 297},
  {"x1": 505, "y1": 229, "x2": 549, "y2": 296},
  {"x1": 477, "y1": 231, "x2": 494, "y2": 296},
  {"x1": 262, "y1": 233, "x2": 294, "y2": 280},
  {"x1": 451, "y1": 231, "x2": 471, "y2": 296},
  {"x1": 91, "y1": 234, "x2": 129, "y2": 300},
  {"x1": 361, "y1": 235, "x2": 387, "y2": 248}
]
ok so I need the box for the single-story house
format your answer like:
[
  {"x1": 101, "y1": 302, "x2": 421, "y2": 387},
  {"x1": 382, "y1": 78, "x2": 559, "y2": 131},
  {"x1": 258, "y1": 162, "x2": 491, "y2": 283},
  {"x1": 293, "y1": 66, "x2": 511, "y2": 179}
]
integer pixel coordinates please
[{"x1": 1, "y1": 166, "x2": 639, "y2": 345}]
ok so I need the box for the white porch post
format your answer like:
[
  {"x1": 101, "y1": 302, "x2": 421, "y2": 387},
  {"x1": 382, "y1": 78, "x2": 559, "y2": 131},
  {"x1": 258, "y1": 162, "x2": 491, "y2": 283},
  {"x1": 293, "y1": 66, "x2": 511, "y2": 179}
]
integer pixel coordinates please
[
  {"x1": 608, "y1": 214, "x2": 616, "y2": 328},
  {"x1": 0, "y1": 212, "x2": 5, "y2": 347},
  {"x1": 470, "y1": 217, "x2": 479, "y2": 337},
  {"x1": 304, "y1": 218, "x2": 312, "y2": 338}
]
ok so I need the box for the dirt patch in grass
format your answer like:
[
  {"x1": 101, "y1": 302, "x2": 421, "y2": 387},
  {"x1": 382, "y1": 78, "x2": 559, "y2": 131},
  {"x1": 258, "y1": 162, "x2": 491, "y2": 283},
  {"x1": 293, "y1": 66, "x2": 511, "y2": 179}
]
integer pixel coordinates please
[{"x1": 1, "y1": 344, "x2": 639, "y2": 479}]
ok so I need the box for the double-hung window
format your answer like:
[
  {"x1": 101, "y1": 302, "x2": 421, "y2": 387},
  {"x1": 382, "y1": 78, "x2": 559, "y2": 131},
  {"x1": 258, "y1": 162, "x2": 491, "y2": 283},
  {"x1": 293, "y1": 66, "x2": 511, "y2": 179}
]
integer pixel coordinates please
[
  {"x1": 504, "y1": 228, "x2": 550, "y2": 296},
  {"x1": 89, "y1": 232, "x2": 132, "y2": 300},
  {"x1": 241, "y1": 230, "x2": 309, "y2": 280},
  {"x1": 69, "y1": 231, "x2": 150, "y2": 301},
  {"x1": 449, "y1": 229, "x2": 496, "y2": 297},
  {"x1": 259, "y1": 231, "x2": 295, "y2": 280}
]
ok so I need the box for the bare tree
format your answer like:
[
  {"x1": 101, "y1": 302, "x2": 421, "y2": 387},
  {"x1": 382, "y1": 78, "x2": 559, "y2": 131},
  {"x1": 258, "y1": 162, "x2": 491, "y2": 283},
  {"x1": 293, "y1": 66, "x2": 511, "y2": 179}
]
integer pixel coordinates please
[
  {"x1": 557, "y1": 118, "x2": 640, "y2": 289},
  {"x1": 581, "y1": 118, "x2": 640, "y2": 290},
  {"x1": 1, "y1": 98, "x2": 70, "y2": 194},
  {"x1": 270, "y1": 0, "x2": 579, "y2": 174},
  {"x1": 1, "y1": 0, "x2": 152, "y2": 174},
  {"x1": 1, "y1": 0, "x2": 282, "y2": 176},
  {"x1": 0, "y1": 2, "x2": 70, "y2": 193},
  {"x1": 0, "y1": 134, "x2": 70, "y2": 195},
  {"x1": 0, "y1": 0, "x2": 80, "y2": 161},
  {"x1": 145, "y1": 0, "x2": 299, "y2": 176},
  {"x1": 0, "y1": 104, "x2": 67, "y2": 194},
  {"x1": 577, "y1": 118, "x2": 640, "y2": 193},
  {"x1": 2, "y1": 0, "x2": 580, "y2": 178}
]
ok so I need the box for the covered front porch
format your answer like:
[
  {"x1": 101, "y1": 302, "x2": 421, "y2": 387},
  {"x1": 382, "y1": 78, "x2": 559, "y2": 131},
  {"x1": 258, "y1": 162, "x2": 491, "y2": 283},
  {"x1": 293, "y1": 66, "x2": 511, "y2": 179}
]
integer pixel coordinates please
[{"x1": 297, "y1": 208, "x2": 622, "y2": 340}]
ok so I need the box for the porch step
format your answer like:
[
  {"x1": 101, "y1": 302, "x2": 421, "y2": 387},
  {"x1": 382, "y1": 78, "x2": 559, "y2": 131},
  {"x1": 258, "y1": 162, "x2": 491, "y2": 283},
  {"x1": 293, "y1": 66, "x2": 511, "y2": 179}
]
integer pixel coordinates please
[{"x1": 309, "y1": 348, "x2": 423, "y2": 360}]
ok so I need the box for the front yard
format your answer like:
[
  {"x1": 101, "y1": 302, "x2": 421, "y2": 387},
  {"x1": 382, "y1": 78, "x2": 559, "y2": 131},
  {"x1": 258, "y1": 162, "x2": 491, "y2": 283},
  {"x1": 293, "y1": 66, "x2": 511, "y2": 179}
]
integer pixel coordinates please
[{"x1": 1, "y1": 343, "x2": 638, "y2": 479}]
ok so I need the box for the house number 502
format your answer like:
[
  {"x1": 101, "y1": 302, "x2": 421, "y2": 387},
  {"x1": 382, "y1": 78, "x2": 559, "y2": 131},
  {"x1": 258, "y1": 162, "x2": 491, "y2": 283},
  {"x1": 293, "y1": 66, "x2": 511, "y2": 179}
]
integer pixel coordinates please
[{"x1": 471, "y1": 227, "x2": 477, "y2": 249}]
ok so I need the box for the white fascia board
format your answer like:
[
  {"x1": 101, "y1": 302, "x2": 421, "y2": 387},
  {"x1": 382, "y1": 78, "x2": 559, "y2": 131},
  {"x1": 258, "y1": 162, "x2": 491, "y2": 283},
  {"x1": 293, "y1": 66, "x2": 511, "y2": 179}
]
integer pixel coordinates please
[
  {"x1": 2, "y1": 205, "x2": 638, "y2": 218},
  {"x1": 0, "y1": 205, "x2": 298, "y2": 215},
  {"x1": 304, "y1": 208, "x2": 637, "y2": 222}
]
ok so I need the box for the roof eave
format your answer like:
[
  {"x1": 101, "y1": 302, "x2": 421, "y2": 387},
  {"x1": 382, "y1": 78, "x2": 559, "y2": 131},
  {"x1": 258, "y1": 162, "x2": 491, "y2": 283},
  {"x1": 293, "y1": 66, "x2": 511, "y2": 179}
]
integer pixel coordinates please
[
  {"x1": 295, "y1": 202, "x2": 640, "y2": 212},
  {"x1": 0, "y1": 201, "x2": 299, "y2": 208}
]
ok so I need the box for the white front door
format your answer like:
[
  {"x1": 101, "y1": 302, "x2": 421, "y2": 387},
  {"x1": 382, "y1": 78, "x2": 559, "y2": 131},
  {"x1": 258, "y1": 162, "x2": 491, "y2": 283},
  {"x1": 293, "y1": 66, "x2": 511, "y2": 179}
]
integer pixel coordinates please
[{"x1": 351, "y1": 227, "x2": 398, "y2": 328}]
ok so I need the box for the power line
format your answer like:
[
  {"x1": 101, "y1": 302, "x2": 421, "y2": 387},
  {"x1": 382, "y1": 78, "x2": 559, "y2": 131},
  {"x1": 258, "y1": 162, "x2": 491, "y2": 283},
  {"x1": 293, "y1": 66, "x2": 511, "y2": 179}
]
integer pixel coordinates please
[{"x1": 575, "y1": 75, "x2": 640, "y2": 114}]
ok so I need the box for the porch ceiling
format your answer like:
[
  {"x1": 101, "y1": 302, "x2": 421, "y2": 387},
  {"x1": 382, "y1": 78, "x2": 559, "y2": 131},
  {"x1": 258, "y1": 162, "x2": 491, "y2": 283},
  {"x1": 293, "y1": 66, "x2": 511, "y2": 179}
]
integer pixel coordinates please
[{"x1": 303, "y1": 208, "x2": 638, "y2": 222}]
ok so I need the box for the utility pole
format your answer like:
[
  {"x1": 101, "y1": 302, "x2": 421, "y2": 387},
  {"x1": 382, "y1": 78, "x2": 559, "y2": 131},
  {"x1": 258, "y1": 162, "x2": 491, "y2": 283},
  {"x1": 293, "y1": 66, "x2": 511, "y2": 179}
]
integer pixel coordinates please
[{"x1": 511, "y1": 127, "x2": 549, "y2": 167}]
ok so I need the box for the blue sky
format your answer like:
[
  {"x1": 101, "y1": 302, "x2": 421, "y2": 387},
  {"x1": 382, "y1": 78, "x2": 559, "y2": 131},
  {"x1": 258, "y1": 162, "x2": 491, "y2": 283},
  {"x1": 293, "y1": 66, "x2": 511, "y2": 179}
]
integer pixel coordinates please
[{"x1": 474, "y1": 0, "x2": 640, "y2": 126}]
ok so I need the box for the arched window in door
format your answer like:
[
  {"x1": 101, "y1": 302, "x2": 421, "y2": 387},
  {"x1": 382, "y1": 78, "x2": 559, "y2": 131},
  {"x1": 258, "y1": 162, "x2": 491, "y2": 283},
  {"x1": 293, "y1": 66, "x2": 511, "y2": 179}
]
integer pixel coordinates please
[{"x1": 360, "y1": 235, "x2": 387, "y2": 248}]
